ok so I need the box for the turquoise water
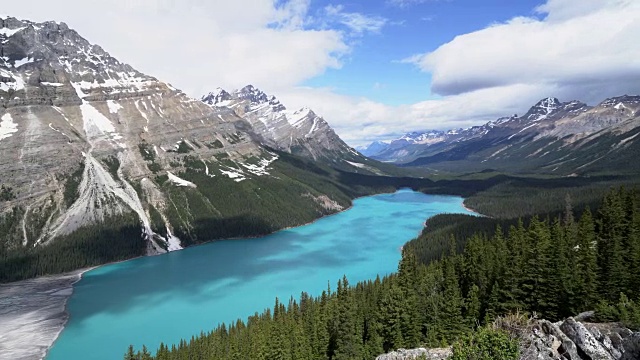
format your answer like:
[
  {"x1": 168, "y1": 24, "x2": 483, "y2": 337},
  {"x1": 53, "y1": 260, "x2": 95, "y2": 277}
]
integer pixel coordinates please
[{"x1": 47, "y1": 189, "x2": 473, "y2": 360}]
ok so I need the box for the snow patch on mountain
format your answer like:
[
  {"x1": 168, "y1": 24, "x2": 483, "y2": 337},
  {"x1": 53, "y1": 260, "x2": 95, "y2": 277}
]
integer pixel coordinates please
[
  {"x1": 0, "y1": 113, "x2": 18, "y2": 142},
  {"x1": 0, "y1": 68, "x2": 25, "y2": 91},
  {"x1": 0, "y1": 26, "x2": 25, "y2": 37},
  {"x1": 346, "y1": 161, "x2": 366, "y2": 168},
  {"x1": 106, "y1": 100, "x2": 122, "y2": 114},
  {"x1": 14, "y1": 56, "x2": 35, "y2": 68},
  {"x1": 220, "y1": 168, "x2": 246, "y2": 182},
  {"x1": 241, "y1": 153, "x2": 279, "y2": 176},
  {"x1": 167, "y1": 172, "x2": 196, "y2": 188}
]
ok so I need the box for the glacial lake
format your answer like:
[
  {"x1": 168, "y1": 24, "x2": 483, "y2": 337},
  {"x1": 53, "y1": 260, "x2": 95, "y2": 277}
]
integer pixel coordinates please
[{"x1": 46, "y1": 189, "x2": 474, "y2": 360}]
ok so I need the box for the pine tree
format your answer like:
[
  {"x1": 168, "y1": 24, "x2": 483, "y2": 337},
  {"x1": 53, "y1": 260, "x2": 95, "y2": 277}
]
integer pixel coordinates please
[
  {"x1": 441, "y1": 257, "x2": 466, "y2": 342},
  {"x1": 333, "y1": 276, "x2": 362, "y2": 360},
  {"x1": 598, "y1": 188, "x2": 630, "y2": 301},
  {"x1": 379, "y1": 283, "x2": 404, "y2": 352},
  {"x1": 499, "y1": 221, "x2": 526, "y2": 313},
  {"x1": 521, "y1": 217, "x2": 551, "y2": 314},
  {"x1": 575, "y1": 207, "x2": 599, "y2": 310},
  {"x1": 550, "y1": 216, "x2": 571, "y2": 318},
  {"x1": 484, "y1": 281, "x2": 501, "y2": 324},
  {"x1": 621, "y1": 189, "x2": 640, "y2": 300},
  {"x1": 397, "y1": 247, "x2": 421, "y2": 347},
  {"x1": 465, "y1": 284, "x2": 481, "y2": 328},
  {"x1": 140, "y1": 345, "x2": 151, "y2": 360},
  {"x1": 124, "y1": 345, "x2": 137, "y2": 360}
]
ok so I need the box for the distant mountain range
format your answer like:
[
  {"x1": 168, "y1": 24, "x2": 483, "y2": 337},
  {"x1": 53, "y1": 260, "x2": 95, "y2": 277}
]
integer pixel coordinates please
[{"x1": 359, "y1": 96, "x2": 640, "y2": 175}]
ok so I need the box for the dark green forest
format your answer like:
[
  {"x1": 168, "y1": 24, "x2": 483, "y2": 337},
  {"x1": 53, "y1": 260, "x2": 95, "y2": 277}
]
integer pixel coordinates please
[
  {"x1": 125, "y1": 187, "x2": 640, "y2": 360},
  {"x1": 0, "y1": 213, "x2": 145, "y2": 283}
]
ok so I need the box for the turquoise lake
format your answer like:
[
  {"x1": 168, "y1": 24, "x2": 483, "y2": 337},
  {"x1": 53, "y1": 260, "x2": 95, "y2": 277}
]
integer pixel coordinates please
[{"x1": 46, "y1": 189, "x2": 473, "y2": 360}]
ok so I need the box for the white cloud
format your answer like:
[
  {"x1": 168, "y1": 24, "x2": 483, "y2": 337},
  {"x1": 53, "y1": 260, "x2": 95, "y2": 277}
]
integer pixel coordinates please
[
  {"x1": 404, "y1": 0, "x2": 640, "y2": 103},
  {"x1": 279, "y1": 84, "x2": 546, "y2": 146},
  {"x1": 324, "y1": 4, "x2": 387, "y2": 35},
  {"x1": 281, "y1": 0, "x2": 640, "y2": 146},
  {"x1": 387, "y1": 0, "x2": 439, "y2": 8},
  {"x1": 1, "y1": 0, "x2": 348, "y2": 97}
]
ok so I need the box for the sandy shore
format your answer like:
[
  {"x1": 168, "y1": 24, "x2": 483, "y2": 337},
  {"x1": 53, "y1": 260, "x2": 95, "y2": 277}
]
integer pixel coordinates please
[
  {"x1": 0, "y1": 269, "x2": 90, "y2": 360},
  {"x1": 462, "y1": 202, "x2": 483, "y2": 216}
]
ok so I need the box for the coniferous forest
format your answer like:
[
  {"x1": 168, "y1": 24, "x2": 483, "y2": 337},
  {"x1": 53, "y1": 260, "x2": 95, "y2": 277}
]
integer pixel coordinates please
[{"x1": 125, "y1": 187, "x2": 640, "y2": 360}]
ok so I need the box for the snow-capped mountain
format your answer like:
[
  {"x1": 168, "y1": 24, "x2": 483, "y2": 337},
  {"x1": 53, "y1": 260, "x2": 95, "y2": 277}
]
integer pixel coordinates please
[
  {"x1": 356, "y1": 141, "x2": 390, "y2": 157},
  {"x1": 0, "y1": 16, "x2": 375, "y2": 265},
  {"x1": 202, "y1": 85, "x2": 361, "y2": 161},
  {"x1": 367, "y1": 96, "x2": 640, "y2": 174}
]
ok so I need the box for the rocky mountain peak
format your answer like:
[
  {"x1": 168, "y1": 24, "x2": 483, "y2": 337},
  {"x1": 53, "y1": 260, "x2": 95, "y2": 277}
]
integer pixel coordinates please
[
  {"x1": 0, "y1": 15, "x2": 166, "y2": 107},
  {"x1": 200, "y1": 85, "x2": 358, "y2": 161},
  {"x1": 201, "y1": 87, "x2": 232, "y2": 106},
  {"x1": 524, "y1": 97, "x2": 562, "y2": 122},
  {"x1": 600, "y1": 95, "x2": 640, "y2": 109},
  {"x1": 235, "y1": 84, "x2": 270, "y2": 104}
]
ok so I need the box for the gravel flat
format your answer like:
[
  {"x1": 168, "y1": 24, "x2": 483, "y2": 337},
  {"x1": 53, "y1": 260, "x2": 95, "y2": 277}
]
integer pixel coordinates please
[{"x1": 0, "y1": 270, "x2": 86, "y2": 360}]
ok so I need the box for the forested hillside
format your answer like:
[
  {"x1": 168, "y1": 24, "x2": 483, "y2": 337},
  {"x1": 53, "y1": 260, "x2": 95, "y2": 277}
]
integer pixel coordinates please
[{"x1": 125, "y1": 187, "x2": 640, "y2": 359}]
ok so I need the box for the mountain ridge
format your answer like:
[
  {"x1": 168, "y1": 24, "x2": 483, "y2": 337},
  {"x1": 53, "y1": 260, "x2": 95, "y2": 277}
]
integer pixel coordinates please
[{"x1": 365, "y1": 95, "x2": 640, "y2": 175}]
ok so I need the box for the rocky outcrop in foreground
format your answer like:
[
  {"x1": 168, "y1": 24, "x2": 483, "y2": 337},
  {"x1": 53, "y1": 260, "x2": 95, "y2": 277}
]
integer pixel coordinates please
[
  {"x1": 523, "y1": 317, "x2": 640, "y2": 360},
  {"x1": 375, "y1": 317, "x2": 640, "y2": 360},
  {"x1": 375, "y1": 347, "x2": 451, "y2": 360}
]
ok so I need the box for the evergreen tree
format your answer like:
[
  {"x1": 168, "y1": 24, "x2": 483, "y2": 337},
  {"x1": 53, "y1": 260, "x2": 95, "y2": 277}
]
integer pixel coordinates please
[
  {"x1": 441, "y1": 257, "x2": 466, "y2": 341},
  {"x1": 465, "y1": 284, "x2": 481, "y2": 328},
  {"x1": 397, "y1": 247, "x2": 421, "y2": 347},
  {"x1": 333, "y1": 276, "x2": 361, "y2": 360},
  {"x1": 598, "y1": 188, "x2": 629, "y2": 301},
  {"x1": 379, "y1": 283, "x2": 405, "y2": 352},
  {"x1": 124, "y1": 345, "x2": 137, "y2": 360},
  {"x1": 575, "y1": 207, "x2": 599, "y2": 310}
]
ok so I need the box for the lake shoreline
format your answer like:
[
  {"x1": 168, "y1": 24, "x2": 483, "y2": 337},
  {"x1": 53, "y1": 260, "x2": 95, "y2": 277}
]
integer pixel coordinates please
[{"x1": 0, "y1": 268, "x2": 92, "y2": 360}]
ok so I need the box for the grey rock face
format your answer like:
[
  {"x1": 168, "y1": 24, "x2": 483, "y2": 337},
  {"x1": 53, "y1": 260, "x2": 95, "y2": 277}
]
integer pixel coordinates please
[
  {"x1": 201, "y1": 85, "x2": 362, "y2": 161},
  {"x1": 560, "y1": 318, "x2": 615, "y2": 360},
  {"x1": 621, "y1": 333, "x2": 640, "y2": 360},
  {"x1": 375, "y1": 347, "x2": 452, "y2": 360}
]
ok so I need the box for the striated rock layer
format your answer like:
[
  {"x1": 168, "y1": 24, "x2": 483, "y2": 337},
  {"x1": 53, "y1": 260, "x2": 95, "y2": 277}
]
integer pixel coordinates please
[{"x1": 0, "y1": 15, "x2": 370, "y2": 260}]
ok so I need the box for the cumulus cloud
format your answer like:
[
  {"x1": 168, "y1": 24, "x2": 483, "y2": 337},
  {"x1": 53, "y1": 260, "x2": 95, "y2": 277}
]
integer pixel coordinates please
[
  {"x1": 1, "y1": 0, "x2": 348, "y2": 96},
  {"x1": 324, "y1": 4, "x2": 387, "y2": 35},
  {"x1": 387, "y1": 0, "x2": 438, "y2": 8},
  {"x1": 404, "y1": 0, "x2": 640, "y2": 103}
]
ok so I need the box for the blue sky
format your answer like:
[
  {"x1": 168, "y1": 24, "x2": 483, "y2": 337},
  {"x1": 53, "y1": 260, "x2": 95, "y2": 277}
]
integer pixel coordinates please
[
  {"x1": 302, "y1": 0, "x2": 544, "y2": 106},
  {"x1": 4, "y1": 0, "x2": 640, "y2": 145}
]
